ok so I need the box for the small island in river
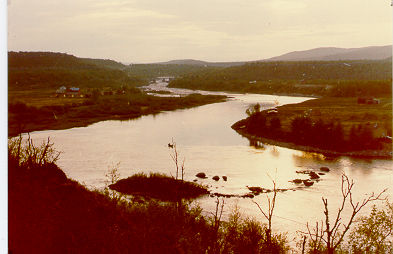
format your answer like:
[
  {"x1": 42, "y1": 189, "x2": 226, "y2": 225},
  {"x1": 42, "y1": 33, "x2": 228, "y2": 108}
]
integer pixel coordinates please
[{"x1": 232, "y1": 97, "x2": 392, "y2": 159}]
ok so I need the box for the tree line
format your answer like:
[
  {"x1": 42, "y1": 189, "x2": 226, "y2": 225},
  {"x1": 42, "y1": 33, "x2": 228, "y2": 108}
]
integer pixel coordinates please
[
  {"x1": 243, "y1": 110, "x2": 388, "y2": 152},
  {"x1": 169, "y1": 59, "x2": 392, "y2": 97}
]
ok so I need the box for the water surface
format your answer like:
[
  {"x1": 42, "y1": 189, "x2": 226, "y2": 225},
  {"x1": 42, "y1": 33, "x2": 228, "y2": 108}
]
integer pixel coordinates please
[{"x1": 28, "y1": 82, "x2": 393, "y2": 238}]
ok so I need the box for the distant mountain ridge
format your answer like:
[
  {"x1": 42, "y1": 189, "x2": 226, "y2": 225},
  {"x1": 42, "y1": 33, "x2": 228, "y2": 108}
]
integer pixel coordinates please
[
  {"x1": 266, "y1": 45, "x2": 392, "y2": 61},
  {"x1": 154, "y1": 45, "x2": 392, "y2": 66}
]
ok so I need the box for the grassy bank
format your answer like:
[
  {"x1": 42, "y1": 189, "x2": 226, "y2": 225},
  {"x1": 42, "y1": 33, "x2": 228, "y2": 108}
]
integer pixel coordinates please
[
  {"x1": 8, "y1": 91, "x2": 226, "y2": 137},
  {"x1": 232, "y1": 97, "x2": 392, "y2": 159}
]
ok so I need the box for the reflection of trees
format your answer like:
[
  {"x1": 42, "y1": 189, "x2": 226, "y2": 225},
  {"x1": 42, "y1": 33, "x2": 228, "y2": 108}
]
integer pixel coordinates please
[
  {"x1": 270, "y1": 147, "x2": 279, "y2": 157},
  {"x1": 249, "y1": 139, "x2": 265, "y2": 150},
  {"x1": 292, "y1": 152, "x2": 342, "y2": 172},
  {"x1": 292, "y1": 152, "x2": 331, "y2": 164}
]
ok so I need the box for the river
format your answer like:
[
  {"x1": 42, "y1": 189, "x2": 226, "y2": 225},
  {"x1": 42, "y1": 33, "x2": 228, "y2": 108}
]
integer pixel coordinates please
[{"x1": 26, "y1": 81, "x2": 393, "y2": 241}]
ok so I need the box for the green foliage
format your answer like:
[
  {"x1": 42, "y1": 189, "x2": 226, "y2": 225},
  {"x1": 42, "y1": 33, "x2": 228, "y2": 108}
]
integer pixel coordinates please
[
  {"x1": 246, "y1": 103, "x2": 261, "y2": 116},
  {"x1": 219, "y1": 209, "x2": 290, "y2": 254},
  {"x1": 348, "y1": 202, "x2": 393, "y2": 253},
  {"x1": 269, "y1": 117, "x2": 281, "y2": 132}
]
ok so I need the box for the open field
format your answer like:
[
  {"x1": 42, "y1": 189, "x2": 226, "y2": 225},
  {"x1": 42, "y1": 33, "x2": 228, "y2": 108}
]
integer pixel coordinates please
[{"x1": 276, "y1": 97, "x2": 392, "y2": 137}]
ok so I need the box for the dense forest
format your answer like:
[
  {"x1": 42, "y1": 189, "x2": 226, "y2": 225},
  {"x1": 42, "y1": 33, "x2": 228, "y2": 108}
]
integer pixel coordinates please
[
  {"x1": 169, "y1": 59, "x2": 392, "y2": 97},
  {"x1": 8, "y1": 52, "x2": 143, "y2": 90}
]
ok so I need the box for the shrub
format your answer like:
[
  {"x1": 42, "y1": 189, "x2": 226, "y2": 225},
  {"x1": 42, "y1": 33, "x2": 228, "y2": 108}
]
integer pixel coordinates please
[
  {"x1": 109, "y1": 172, "x2": 209, "y2": 201},
  {"x1": 348, "y1": 202, "x2": 393, "y2": 253}
]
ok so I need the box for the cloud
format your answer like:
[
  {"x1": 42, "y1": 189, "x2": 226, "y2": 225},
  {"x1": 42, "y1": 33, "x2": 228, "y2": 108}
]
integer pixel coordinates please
[{"x1": 7, "y1": 0, "x2": 392, "y2": 62}]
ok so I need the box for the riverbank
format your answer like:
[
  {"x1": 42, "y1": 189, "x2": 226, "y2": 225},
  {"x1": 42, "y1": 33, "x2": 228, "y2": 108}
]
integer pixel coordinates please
[
  {"x1": 9, "y1": 134, "x2": 392, "y2": 253},
  {"x1": 232, "y1": 97, "x2": 392, "y2": 159},
  {"x1": 8, "y1": 92, "x2": 227, "y2": 137},
  {"x1": 233, "y1": 126, "x2": 392, "y2": 159}
]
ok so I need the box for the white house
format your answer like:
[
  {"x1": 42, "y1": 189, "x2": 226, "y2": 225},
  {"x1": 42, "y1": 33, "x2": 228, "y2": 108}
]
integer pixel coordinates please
[{"x1": 56, "y1": 86, "x2": 67, "y2": 94}]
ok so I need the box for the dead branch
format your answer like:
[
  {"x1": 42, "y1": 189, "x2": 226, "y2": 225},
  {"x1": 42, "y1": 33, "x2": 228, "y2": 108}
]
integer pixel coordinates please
[{"x1": 305, "y1": 173, "x2": 387, "y2": 253}]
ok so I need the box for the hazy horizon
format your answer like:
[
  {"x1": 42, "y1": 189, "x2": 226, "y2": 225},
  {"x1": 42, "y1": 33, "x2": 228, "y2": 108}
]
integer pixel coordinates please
[{"x1": 7, "y1": 0, "x2": 392, "y2": 63}]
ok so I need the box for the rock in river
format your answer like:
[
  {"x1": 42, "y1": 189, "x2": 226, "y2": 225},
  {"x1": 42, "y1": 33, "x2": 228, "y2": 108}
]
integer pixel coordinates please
[
  {"x1": 212, "y1": 176, "x2": 220, "y2": 181},
  {"x1": 246, "y1": 186, "x2": 263, "y2": 195},
  {"x1": 196, "y1": 172, "x2": 207, "y2": 179},
  {"x1": 292, "y1": 179, "x2": 303, "y2": 184},
  {"x1": 309, "y1": 171, "x2": 320, "y2": 179},
  {"x1": 303, "y1": 180, "x2": 314, "y2": 187},
  {"x1": 320, "y1": 167, "x2": 330, "y2": 172}
]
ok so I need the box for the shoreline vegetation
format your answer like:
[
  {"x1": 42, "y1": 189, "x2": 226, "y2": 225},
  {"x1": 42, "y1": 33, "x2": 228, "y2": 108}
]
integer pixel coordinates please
[
  {"x1": 164, "y1": 56, "x2": 392, "y2": 159},
  {"x1": 168, "y1": 59, "x2": 392, "y2": 98},
  {"x1": 8, "y1": 137, "x2": 291, "y2": 253},
  {"x1": 232, "y1": 97, "x2": 392, "y2": 159},
  {"x1": 233, "y1": 127, "x2": 392, "y2": 159},
  {"x1": 8, "y1": 92, "x2": 227, "y2": 137}
]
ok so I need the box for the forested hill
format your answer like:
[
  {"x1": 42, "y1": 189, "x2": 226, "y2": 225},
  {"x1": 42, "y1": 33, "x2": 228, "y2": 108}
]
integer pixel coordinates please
[
  {"x1": 8, "y1": 52, "x2": 143, "y2": 89},
  {"x1": 169, "y1": 59, "x2": 392, "y2": 97},
  {"x1": 8, "y1": 51, "x2": 127, "y2": 70}
]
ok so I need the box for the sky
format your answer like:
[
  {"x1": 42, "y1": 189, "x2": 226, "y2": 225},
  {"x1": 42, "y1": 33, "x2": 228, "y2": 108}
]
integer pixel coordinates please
[{"x1": 6, "y1": 0, "x2": 393, "y2": 63}]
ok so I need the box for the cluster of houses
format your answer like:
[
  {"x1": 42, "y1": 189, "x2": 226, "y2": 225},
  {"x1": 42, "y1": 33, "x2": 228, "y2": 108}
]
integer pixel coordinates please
[
  {"x1": 55, "y1": 86, "x2": 127, "y2": 98},
  {"x1": 357, "y1": 96, "x2": 380, "y2": 104},
  {"x1": 55, "y1": 86, "x2": 82, "y2": 98}
]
